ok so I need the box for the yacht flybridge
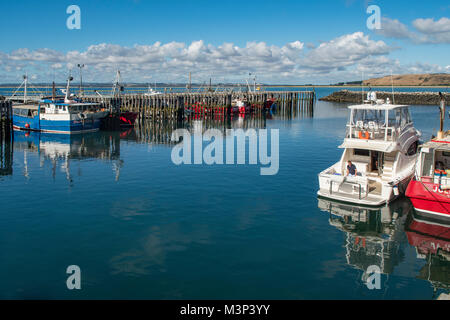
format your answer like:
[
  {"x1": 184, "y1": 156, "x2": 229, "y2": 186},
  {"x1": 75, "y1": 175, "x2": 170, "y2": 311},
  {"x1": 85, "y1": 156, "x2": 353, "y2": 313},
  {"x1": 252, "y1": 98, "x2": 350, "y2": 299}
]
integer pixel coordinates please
[{"x1": 318, "y1": 93, "x2": 421, "y2": 206}]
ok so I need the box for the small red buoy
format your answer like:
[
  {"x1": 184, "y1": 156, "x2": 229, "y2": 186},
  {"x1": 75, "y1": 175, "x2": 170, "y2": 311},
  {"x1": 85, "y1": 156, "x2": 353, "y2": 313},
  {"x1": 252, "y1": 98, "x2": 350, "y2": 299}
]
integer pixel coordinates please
[{"x1": 25, "y1": 123, "x2": 30, "y2": 129}]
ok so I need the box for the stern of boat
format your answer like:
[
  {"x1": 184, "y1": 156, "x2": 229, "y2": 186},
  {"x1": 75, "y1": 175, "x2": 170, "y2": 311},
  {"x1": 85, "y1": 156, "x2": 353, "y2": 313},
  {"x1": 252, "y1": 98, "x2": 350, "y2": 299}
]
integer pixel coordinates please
[{"x1": 318, "y1": 165, "x2": 391, "y2": 206}]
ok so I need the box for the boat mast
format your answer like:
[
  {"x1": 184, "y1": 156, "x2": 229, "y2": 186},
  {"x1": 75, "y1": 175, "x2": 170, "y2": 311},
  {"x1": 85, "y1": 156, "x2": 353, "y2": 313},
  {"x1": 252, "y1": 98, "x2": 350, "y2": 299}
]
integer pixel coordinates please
[
  {"x1": 77, "y1": 64, "x2": 85, "y2": 98},
  {"x1": 24, "y1": 73, "x2": 28, "y2": 103},
  {"x1": 186, "y1": 72, "x2": 192, "y2": 93},
  {"x1": 112, "y1": 70, "x2": 122, "y2": 97},
  {"x1": 390, "y1": 70, "x2": 395, "y2": 105},
  {"x1": 64, "y1": 74, "x2": 73, "y2": 103},
  {"x1": 438, "y1": 92, "x2": 446, "y2": 139}
]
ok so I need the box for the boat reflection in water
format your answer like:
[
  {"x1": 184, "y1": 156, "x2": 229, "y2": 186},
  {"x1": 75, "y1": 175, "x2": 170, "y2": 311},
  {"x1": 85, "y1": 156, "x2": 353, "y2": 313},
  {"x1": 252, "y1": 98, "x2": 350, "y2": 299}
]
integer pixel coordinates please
[
  {"x1": 319, "y1": 196, "x2": 450, "y2": 298},
  {"x1": 13, "y1": 130, "x2": 127, "y2": 182},
  {"x1": 0, "y1": 135, "x2": 13, "y2": 177},
  {"x1": 405, "y1": 212, "x2": 450, "y2": 297},
  {"x1": 318, "y1": 197, "x2": 412, "y2": 280}
]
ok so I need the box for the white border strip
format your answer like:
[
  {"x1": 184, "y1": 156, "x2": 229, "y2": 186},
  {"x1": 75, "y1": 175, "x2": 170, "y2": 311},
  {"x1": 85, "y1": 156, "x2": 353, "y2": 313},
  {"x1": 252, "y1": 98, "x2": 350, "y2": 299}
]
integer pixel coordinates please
[{"x1": 414, "y1": 208, "x2": 450, "y2": 218}]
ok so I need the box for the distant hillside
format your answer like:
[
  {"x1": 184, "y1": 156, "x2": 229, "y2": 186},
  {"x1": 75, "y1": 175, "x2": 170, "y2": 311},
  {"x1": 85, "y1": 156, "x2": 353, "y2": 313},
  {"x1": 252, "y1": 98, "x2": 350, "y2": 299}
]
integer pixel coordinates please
[{"x1": 363, "y1": 73, "x2": 450, "y2": 86}]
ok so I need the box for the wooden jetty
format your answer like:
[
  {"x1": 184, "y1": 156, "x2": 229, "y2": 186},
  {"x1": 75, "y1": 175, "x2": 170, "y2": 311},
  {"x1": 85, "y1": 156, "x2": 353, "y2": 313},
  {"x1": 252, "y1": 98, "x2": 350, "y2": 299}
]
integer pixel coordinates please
[
  {"x1": 0, "y1": 91, "x2": 315, "y2": 134},
  {"x1": 82, "y1": 91, "x2": 315, "y2": 127},
  {"x1": 0, "y1": 100, "x2": 12, "y2": 139},
  {"x1": 0, "y1": 100, "x2": 13, "y2": 176}
]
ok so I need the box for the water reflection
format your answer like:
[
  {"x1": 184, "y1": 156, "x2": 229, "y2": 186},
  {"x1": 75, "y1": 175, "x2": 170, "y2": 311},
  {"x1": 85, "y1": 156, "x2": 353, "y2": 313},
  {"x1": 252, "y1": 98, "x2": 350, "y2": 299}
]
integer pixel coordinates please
[
  {"x1": 318, "y1": 197, "x2": 411, "y2": 276},
  {"x1": 13, "y1": 130, "x2": 126, "y2": 182},
  {"x1": 0, "y1": 135, "x2": 13, "y2": 177},
  {"x1": 405, "y1": 212, "x2": 450, "y2": 295},
  {"x1": 318, "y1": 197, "x2": 450, "y2": 297},
  {"x1": 131, "y1": 115, "x2": 268, "y2": 145}
]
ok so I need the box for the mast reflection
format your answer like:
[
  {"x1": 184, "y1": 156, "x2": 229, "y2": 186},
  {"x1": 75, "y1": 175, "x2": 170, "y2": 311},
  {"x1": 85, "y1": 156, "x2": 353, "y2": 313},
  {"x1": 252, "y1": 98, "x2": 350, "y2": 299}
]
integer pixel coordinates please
[
  {"x1": 318, "y1": 198, "x2": 412, "y2": 275},
  {"x1": 13, "y1": 130, "x2": 126, "y2": 182},
  {"x1": 405, "y1": 212, "x2": 450, "y2": 297}
]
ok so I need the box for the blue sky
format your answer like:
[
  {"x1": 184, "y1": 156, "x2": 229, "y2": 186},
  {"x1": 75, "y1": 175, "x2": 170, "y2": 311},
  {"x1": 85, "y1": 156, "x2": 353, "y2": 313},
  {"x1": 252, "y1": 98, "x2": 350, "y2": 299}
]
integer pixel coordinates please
[{"x1": 0, "y1": 0, "x2": 449, "y2": 84}]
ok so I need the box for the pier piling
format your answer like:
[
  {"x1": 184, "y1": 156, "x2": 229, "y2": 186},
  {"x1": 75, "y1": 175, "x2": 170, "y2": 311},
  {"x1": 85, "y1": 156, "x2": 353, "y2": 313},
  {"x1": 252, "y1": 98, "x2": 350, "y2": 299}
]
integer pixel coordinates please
[
  {"x1": 0, "y1": 100, "x2": 13, "y2": 176},
  {"x1": 82, "y1": 91, "x2": 315, "y2": 128}
]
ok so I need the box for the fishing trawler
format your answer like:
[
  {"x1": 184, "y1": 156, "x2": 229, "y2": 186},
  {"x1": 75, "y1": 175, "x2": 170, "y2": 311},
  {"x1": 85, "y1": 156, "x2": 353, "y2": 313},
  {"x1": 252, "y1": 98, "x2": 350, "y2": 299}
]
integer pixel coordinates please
[
  {"x1": 143, "y1": 84, "x2": 162, "y2": 96},
  {"x1": 406, "y1": 93, "x2": 450, "y2": 219},
  {"x1": 231, "y1": 98, "x2": 251, "y2": 114},
  {"x1": 13, "y1": 76, "x2": 109, "y2": 134},
  {"x1": 317, "y1": 92, "x2": 421, "y2": 206},
  {"x1": 110, "y1": 70, "x2": 140, "y2": 127}
]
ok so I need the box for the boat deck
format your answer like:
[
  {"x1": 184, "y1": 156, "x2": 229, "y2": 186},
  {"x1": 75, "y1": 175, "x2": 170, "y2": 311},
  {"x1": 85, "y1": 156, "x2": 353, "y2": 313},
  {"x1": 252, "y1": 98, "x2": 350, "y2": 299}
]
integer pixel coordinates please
[
  {"x1": 317, "y1": 189, "x2": 387, "y2": 206},
  {"x1": 13, "y1": 104, "x2": 39, "y2": 110}
]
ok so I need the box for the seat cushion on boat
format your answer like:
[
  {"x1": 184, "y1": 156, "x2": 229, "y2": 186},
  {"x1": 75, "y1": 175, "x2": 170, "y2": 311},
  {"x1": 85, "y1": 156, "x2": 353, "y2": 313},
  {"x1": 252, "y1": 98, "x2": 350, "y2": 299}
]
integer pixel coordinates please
[{"x1": 352, "y1": 161, "x2": 369, "y2": 174}]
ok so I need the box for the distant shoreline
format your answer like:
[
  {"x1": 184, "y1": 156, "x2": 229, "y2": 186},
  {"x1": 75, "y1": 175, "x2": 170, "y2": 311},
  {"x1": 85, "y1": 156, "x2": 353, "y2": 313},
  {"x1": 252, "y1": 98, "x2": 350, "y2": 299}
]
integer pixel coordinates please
[{"x1": 0, "y1": 84, "x2": 448, "y2": 89}]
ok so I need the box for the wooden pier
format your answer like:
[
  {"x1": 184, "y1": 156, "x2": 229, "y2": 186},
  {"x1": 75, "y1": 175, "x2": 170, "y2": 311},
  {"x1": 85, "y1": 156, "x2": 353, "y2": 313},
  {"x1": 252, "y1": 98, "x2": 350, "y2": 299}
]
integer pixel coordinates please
[
  {"x1": 0, "y1": 100, "x2": 13, "y2": 176},
  {"x1": 0, "y1": 100, "x2": 12, "y2": 139},
  {"x1": 0, "y1": 90, "x2": 314, "y2": 135},
  {"x1": 83, "y1": 91, "x2": 315, "y2": 126}
]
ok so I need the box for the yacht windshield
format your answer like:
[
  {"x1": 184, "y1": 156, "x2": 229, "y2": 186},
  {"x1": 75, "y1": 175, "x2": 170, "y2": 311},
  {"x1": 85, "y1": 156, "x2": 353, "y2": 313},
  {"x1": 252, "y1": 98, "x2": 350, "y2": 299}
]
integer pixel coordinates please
[{"x1": 350, "y1": 109, "x2": 386, "y2": 128}]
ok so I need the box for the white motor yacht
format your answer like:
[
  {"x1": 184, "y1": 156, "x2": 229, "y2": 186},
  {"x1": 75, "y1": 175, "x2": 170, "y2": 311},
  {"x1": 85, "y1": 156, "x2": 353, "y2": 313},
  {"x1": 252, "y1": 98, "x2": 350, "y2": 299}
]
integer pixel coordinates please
[{"x1": 317, "y1": 93, "x2": 421, "y2": 206}]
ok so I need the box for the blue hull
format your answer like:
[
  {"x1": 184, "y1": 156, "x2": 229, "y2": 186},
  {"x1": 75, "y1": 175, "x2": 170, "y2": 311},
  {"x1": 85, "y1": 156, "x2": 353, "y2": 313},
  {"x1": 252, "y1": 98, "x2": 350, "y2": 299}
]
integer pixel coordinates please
[{"x1": 13, "y1": 115, "x2": 101, "y2": 134}]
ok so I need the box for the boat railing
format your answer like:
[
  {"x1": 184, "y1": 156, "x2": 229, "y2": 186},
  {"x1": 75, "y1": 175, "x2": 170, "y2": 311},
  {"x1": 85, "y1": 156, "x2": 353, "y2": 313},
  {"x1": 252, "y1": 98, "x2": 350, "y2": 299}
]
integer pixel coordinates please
[
  {"x1": 346, "y1": 123, "x2": 398, "y2": 141},
  {"x1": 329, "y1": 179, "x2": 367, "y2": 200}
]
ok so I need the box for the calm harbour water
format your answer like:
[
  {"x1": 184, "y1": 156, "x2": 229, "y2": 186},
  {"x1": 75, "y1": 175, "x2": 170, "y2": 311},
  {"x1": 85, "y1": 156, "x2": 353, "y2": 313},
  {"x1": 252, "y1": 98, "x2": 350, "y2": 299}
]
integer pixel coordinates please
[{"x1": 0, "y1": 87, "x2": 449, "y2": 299}]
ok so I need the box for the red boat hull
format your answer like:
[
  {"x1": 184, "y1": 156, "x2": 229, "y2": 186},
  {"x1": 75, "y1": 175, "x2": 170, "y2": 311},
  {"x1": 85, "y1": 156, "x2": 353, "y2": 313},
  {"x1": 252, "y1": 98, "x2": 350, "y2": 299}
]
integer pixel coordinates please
[
  {"x1": 406, "y1": 179, "x2": 450, "y2": 218},
  {"x1": 119, "y1": 112, "x2": 138, "y2": 127}
]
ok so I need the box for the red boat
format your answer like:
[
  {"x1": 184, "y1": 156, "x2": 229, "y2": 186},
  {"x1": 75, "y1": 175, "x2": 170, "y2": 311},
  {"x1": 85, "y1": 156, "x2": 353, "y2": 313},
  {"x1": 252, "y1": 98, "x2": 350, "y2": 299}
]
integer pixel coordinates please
[
  {"x1": 231, "y1": 99, "x2": 252, "y2": 114},
  {"x1": 406, "y1": 177, "x2": 450, "y2": 219},
  {"x1": 265, "y1": 98, "x2": 276, "y2": 110},
  {"x1": 119, "y1": 111, "x2": 138, "y2": 127},
  {"x1": 406, "y1": 93, "x2": 450, "y2": 219}
]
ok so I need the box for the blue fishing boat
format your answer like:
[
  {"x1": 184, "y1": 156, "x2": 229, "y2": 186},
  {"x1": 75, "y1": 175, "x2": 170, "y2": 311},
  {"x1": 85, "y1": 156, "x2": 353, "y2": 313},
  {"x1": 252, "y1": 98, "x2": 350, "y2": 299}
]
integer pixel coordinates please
[{"x1": 12, "y1": 76, "x2": 109, "y2": 134}]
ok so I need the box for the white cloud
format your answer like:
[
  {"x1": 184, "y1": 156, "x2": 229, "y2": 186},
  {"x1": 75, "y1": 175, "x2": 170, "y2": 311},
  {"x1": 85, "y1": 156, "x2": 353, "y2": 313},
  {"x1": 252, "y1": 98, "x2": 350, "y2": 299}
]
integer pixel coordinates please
[
  {"x1": 376, "y1": 17, "x2": 450, "y2": 44},
  {"x1": 0, "y1": 32, "x2": 445, "y2": 84},
  {"x1": 9, "y1": 48, "x2": 64, "y2": 62},
  {"x1": 376, "y1": 17, "x2": 415, "y2": 39},
  {"x1": 301, "y1": 32, "x2": 392, "y2": 72},
  {"x1": 413, "y1": 17, "x2": 450, "y2": 34},
  {"x1": 51, "y1": 63, "x2": 63, "y2": 69}
]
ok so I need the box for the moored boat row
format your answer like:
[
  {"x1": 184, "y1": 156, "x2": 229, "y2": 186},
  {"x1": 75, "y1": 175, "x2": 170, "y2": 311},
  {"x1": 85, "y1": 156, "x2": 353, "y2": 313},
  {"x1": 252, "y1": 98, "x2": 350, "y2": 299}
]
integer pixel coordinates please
[{"x1": 318, "y1": 91, "x2": 450, "y2": 220}]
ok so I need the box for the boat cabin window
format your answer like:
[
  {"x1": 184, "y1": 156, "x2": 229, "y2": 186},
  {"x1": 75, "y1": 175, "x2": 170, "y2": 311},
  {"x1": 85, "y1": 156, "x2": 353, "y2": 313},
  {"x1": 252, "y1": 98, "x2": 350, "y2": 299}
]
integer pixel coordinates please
[
  {"x1": 387, "y1": 107, "x2": 412, "y2": 129},
  {"x1": 406, "y1": 141, "x2": 418, "y2": 156},
  {"x1": 351, "y1": 109, "x2": 386, "y2": 127},
  {"x1": 14, "y1": 108, "x2": 38, "y2": 118},
  {"x1": 348, "y1": 107, "x2": 413, "y2": 141},
  {"x1": 354, "y1": 149, "x2": 370, "y2": 157},
  {"x1": 433, "y1": 150, "x2": 450, "y2": 172},
  {"x1": 388, "y1": 109, "x2": 401, "y2": 128},
  {"x1": 421, "y1": 150, "x2": 434, "y2": 177}
]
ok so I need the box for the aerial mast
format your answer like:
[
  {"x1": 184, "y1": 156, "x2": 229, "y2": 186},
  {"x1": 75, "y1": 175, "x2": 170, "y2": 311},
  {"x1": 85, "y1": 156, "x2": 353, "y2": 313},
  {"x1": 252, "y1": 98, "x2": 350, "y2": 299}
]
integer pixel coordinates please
[
  {"x1": 438, "y1": 92, "x2": 446, "y2": 140},
  {"x1": 64, "y1": 74, "x2": 74, "y2": 103},
  {"x1": 77, "y1": 64, "x2": 85, "y2": 98},
  {"x1": 24, "y1": 74, "x2": 28, "y2": 103}
]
